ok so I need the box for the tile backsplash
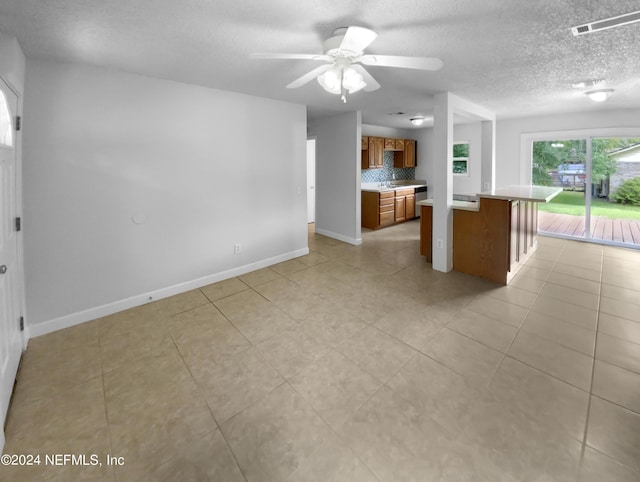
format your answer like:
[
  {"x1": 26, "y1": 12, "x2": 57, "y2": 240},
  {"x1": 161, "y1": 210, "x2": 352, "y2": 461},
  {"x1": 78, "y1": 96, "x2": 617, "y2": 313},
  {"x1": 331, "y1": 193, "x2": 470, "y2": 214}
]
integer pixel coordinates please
[{"x1": 361, "y1": 151, "x2": 416, "y2": 182}]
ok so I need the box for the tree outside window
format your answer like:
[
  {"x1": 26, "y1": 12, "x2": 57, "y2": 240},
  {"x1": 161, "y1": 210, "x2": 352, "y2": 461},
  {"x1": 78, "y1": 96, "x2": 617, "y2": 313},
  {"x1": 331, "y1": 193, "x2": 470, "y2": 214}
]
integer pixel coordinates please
[{"x1": 453, "y1": 142, "x2": 469, "y2": 176}]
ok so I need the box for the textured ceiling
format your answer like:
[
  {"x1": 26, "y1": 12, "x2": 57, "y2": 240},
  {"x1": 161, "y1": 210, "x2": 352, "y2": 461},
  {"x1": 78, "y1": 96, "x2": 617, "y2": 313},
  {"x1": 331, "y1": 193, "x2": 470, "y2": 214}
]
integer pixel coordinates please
[{"x1": 1, "y1": 0, "x2": 639, "y2": 128}]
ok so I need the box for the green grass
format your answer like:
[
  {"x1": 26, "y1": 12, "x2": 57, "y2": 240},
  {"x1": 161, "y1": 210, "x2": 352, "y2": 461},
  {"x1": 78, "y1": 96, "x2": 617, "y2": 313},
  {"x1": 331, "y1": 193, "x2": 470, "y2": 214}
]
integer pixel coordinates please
[{"x1": 538, "y1": 191, "x2": 640, "y2": 220}]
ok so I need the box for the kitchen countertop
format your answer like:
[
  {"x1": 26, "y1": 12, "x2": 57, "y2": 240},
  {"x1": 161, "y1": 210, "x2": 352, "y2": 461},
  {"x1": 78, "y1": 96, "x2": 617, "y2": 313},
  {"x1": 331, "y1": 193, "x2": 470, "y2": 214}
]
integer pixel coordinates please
[
  {"x1": 478, "y1": 185, "x2": 562, "y2": 202},
  {"x1": 361, "y1": 181, "x2": 427, "y2": 193},
  {"x1": 417, "y1": 199, "x2": 480, "y2": 212}
]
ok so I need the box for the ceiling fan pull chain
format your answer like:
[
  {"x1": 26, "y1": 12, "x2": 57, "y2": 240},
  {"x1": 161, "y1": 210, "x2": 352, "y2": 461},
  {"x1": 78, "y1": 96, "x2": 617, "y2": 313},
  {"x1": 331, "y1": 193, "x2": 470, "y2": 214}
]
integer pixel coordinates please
[{"x1": 340, "y1": 67, "x2": 347, "y2": 103}]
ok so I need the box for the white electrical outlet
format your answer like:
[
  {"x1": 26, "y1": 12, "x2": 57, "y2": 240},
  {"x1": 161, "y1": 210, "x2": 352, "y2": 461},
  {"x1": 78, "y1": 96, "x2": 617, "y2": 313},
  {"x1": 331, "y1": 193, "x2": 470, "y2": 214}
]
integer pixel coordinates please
[
  {"x1": 234, "y1": 243, "x2": 241, "y2": 254},
  {"x1": 436, "y1": 239, "x2": 444, "y2": 249},
  {"x1": 484, "y1": 182, "x2": 490, "y2": 191}
]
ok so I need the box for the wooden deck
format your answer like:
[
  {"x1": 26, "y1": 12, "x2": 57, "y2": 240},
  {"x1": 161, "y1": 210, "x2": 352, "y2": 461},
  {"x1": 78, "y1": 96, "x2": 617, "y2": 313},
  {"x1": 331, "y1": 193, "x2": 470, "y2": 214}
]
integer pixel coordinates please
[{"x1": 538, "y1": 211, "x2": 640, "y2": 246}]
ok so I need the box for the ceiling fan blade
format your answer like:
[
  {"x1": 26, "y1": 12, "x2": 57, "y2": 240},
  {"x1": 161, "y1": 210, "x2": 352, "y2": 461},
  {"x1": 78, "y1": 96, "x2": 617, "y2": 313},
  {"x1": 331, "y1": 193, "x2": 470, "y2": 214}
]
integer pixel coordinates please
[
  {"x1": 350, "y1": 64, "x2": 380, "y2": 92},
  {"x1": 358, "y1": 55, "x2": 444, "y2": 71},
  {"x1": 339, "y1": 26, "x2": 378, "y2": 54},
  {"x1": 286, "y1": 64, "x2": 333, "y2": 89},
  {"x1": 250, "y1": 53, "x2": 332, "y2": 62}
]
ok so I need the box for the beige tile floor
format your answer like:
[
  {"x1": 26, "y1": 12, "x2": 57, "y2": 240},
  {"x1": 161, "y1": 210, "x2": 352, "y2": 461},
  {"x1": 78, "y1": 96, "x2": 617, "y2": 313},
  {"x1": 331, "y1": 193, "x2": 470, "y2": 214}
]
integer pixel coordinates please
[{"x1": 2, "y1": 220, "x2": 640, "y2": 481}]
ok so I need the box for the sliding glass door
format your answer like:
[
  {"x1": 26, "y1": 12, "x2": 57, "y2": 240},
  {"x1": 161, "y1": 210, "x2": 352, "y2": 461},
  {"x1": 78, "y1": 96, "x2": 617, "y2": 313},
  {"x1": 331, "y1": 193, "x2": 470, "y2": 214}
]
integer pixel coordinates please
[
  {"x1": 532, "y1": 135, "x2": 640, "y2": 248},
  {"x1": 533, "y1": 139, "x2": 587, "y2": 239},
  {"x1": 589, "y1": 137, "x2": 640, "y2": 246}
]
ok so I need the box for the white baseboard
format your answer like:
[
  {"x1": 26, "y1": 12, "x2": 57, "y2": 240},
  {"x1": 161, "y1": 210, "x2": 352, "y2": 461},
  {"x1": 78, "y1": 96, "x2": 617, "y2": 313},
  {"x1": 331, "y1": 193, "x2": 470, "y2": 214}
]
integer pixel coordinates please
[
  {"x1": 315, "y1": 228, "x2": 362, "y2": 246},
  {"x1": 27, "y1": 247, "x2": 309, "y2": 339}
]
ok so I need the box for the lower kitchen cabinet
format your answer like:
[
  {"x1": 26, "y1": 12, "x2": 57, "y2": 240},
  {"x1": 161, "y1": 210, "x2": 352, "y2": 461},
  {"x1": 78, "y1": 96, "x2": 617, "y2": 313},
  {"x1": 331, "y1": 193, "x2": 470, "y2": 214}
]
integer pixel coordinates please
[
  {"x1": 362, "y1": 188, "x2": 417, "y2": 229},
  {"x1": 394, "y1": 188, "x2": 415, "y2": 223},
  {"x1": 420, "y1": 198, "x2": 539, "y2": 284}
]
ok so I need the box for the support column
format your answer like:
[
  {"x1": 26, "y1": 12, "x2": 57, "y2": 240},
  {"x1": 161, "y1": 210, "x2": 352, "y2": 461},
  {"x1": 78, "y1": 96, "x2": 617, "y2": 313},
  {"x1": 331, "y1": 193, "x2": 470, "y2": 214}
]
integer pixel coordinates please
[
  {"x1": 432, "y1": 93, "x2": 454, "y2": 272},
  {"x1": 480, "y1": 120, "x2": 496, "y2": 192}
]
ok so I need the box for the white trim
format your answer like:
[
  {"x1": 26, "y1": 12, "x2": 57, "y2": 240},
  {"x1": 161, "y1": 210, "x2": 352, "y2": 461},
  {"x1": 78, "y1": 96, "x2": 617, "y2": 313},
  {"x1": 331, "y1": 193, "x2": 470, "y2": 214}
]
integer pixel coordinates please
[
  {"x1": 314, "y1": 227, "x2": 362, "y2": 245},
  {"x1": 0, "y1": 73, "x2": 27, "y2": 352},
  {"x1": 27, "y1": 248, "x2": 309, "y2": 338}
]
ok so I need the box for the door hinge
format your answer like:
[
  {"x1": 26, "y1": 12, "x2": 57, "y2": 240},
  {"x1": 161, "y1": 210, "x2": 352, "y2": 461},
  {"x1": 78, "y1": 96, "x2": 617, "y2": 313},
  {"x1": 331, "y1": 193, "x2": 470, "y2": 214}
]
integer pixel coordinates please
[
  {"x1": 15, "y1": 116, "x2": 21, "y2": 131},
  {"x1": 19, "y1": 317, "x2": 24, "y2": 331},
  {"x1": 15, "y1": 217, "x2": 21, "y2": 232}
]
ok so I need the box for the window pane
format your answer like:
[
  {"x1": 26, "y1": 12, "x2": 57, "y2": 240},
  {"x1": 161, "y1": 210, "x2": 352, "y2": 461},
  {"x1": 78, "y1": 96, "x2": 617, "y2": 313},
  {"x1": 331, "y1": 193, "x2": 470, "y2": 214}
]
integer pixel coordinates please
[
  {"x1": 453, "y1": 143, "x2": 468, "y2": 157},
  {"x1": 453, "y1": 159, "x2": 468, "y2": 174}
]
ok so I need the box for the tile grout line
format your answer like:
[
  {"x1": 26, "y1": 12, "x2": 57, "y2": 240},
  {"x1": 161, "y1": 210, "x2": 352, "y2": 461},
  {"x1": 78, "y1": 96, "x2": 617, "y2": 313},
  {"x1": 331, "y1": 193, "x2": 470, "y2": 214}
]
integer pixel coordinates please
[
  {"x1": 578, "y1": 244, "x2": 605, "y2": 473},
  {"x1": 97, "y1": 326, "x2": 117, "y2": 482},
  {"x1": 167, "y1": 323, "x2": 251, "y2": 482}
]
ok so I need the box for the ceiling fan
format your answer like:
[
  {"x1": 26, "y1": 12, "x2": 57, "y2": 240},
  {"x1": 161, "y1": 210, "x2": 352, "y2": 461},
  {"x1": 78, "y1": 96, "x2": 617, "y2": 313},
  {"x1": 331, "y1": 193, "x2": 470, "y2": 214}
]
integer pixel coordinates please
[{"x1": 251, "y1": 26, "x2": 443, "y2": 103}]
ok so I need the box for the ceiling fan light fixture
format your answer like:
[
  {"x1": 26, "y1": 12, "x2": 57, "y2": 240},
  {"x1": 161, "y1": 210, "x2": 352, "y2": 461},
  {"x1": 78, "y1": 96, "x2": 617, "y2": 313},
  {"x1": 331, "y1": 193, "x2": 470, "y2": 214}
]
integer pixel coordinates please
[
  {"x1": 410, "y1": 117, "x2": 425, "y2": 126},
  {"x1": 317, "y1": 68, "x2": 342, "y2": 94},
  {"x1": 317, "y1": 65, "x2": 366, "y2": 97},
  {"x1": 585, "y1": 89, "x2": 614, "y2": 102},
  {"x1": 342, "y1": 67, "x2": 366, "y2": 93}
]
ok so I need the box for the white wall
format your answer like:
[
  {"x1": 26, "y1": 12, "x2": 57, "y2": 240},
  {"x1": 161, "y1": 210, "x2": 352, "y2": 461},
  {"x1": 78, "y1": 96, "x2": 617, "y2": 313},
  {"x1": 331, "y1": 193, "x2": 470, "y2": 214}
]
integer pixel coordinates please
[
  {"x1": 361, "y1": 124, "x2": 415, "y2": 139},
  {"x1": 415, "y1": 123, "x2": 483, "y2": 196},
  {"x1": 23, "y1": 59, "x2": 308, "y2": 334},
  {"x1": 496, "y1": 109, "x2": 640, "y2": 187},
  {"x1": 308, "y1": 111, "x2": 361, "y2": 244}
]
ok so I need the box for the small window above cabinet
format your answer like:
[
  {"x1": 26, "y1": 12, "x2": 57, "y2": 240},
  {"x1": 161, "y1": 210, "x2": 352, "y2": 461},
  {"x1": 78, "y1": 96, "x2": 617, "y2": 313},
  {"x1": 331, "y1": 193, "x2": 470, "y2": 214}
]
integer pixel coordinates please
[{"x1": 453, "y1": 142, "x2": 469, "y2": 176}]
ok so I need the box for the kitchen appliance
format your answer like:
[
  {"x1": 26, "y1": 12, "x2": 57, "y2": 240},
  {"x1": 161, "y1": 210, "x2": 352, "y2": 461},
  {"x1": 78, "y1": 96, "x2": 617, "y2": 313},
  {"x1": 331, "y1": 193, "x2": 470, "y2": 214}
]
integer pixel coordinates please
[{"x1": 415, "y1": 185, "x2": 428, "y2": 217}]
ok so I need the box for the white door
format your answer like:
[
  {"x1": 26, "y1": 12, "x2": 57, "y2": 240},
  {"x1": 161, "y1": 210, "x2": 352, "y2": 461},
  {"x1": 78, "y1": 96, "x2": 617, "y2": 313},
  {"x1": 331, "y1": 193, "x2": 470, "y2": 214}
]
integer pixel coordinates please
[
  {"x1": 0, "y1": 76, "x2": 22, "y2": 448},
  {"x1": 306, "y1": 139, "x2": 316, "y2": 223}
]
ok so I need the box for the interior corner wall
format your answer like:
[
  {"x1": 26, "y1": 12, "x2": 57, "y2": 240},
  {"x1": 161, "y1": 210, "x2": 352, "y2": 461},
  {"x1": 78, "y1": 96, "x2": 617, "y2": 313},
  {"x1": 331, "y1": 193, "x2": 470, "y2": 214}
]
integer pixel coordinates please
[
  {"x1": 23, "y1": 58, "x2": 308, "y2": 334},
  {"x1": 308, "y1": 111, "x2": 361, "y2": 244},
  {"x1": 496, "y1": 108, "x2": 640, "y2": 187}
]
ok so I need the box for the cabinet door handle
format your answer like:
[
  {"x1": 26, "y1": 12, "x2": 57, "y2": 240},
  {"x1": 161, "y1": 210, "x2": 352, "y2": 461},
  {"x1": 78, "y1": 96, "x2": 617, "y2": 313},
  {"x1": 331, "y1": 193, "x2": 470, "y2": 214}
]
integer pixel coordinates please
[{"x1": 0, "y1": 265, "x2": 7, "y2": 274}]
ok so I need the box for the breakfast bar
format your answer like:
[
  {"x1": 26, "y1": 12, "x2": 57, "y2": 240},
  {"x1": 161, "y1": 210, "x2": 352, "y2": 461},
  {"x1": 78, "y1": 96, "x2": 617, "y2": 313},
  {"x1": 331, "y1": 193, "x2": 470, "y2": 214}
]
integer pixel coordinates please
[{"x1": 418, "y1": 185, "x2": 562, "y2": 285}]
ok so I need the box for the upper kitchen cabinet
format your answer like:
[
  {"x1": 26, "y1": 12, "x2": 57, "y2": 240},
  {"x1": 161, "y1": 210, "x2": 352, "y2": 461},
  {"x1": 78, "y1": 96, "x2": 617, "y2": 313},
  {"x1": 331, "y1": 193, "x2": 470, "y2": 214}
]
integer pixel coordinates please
[
  {"x1": 362, "y1": 136, "x2": 384, "y2": 169},
  {"x1": 384, "y1": 138, "x2": 396, "y2": 150},
  {"x1": 394, "y1": 139, "x2": 416, "y2": 168}
]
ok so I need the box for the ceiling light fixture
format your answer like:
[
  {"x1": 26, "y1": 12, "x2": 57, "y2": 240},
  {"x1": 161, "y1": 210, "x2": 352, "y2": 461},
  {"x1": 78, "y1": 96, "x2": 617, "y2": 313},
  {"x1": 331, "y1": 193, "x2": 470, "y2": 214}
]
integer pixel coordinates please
[
  {"x1": 585, "y1": 89, "x2": 614, "y2": 102},
  {"x1": 410, "y1": 117, "x2": 425, "y2": 126},
  {"x1": 317, "y1": 59, "x2": 366, "y2": 103}
]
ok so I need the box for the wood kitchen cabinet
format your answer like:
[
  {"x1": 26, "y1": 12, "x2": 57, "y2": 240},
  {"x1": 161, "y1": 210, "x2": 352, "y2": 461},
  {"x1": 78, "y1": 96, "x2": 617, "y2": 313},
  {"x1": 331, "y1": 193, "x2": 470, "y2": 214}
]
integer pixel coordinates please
[
  {"x1": 395, "y1": 196, "x2": 406, "y2": 222},
  {"x1": 405, "y1": 192, "x2": 415, "y2": 219},
  {"x1": 362, "y1": 190, "x2": 395, "y2": 229},
  {"x1": 394, "y1": 188, "x2": 415, "y2": 223},
  {"x1": 452, "y1": 198, "x2": 538, "y2": 284},
  {"x1": 362, "y1": 136, "x2": 384, "y2": 169},
  {"x1": 394, "y1": 139, "x2": 416, "y2": 168},
  {"x1": 363, "y1": 187, "x2": 417, "y2": 229},
  {"x1": 420, "y1": 205, "x2": 433, "y2": 262}
]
